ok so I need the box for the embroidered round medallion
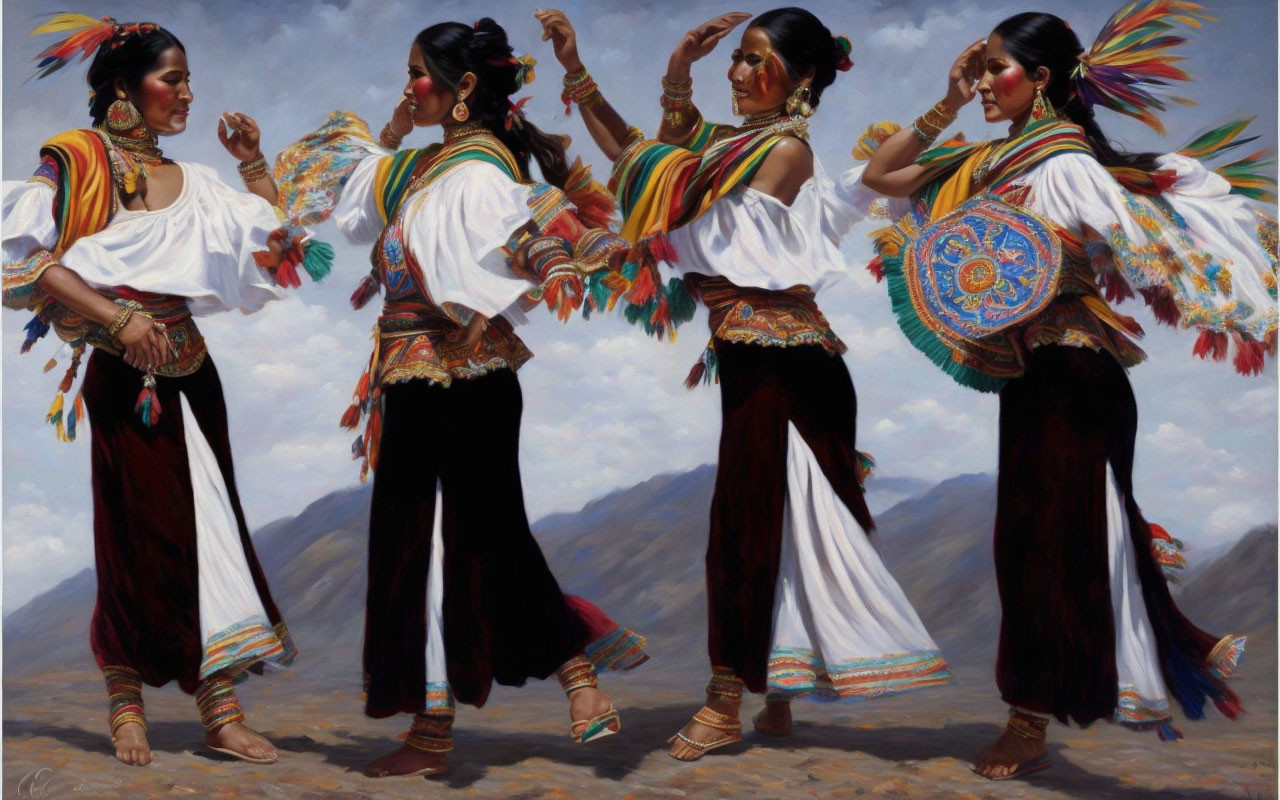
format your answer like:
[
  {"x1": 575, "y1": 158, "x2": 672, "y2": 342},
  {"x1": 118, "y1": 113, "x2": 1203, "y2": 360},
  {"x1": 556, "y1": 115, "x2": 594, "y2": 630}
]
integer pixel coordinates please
[{"x1": 907, "y1": 195, "x2": 1062, "y2": 339}]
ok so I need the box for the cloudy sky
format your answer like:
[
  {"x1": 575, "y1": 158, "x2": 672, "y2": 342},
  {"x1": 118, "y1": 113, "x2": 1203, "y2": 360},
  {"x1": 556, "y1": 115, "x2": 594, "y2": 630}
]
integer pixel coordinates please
[{"x1": 2, "y1": 0, "x2": 1276, "y2": 610}]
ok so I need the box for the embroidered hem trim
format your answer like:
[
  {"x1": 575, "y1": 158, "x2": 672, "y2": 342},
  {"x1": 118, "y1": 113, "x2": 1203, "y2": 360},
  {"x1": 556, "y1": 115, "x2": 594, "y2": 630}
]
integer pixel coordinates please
[
  {"x1": 198, "y1": 617, "x2": 295, "y2": 679},
  {"x1": 424, "y1": 681, "x2": 456, "y2": 714},
  {"x1": 1208, "y1": 635, "x2": 1247, "y2": 680},
  {"x1": 1115, "y1": 684, "x2": 1173, "y2": 726},
  {"x1": 766, "y1": 648, "x2": 953, "y2": 702},
  {"x1": 585, "y1": 627, "x2": 650, "y2": 672}
]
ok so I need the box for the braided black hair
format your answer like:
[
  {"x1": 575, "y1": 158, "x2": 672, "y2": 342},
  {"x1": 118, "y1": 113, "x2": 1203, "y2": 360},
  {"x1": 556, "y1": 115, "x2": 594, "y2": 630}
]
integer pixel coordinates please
[
  {"x1": 993, "y1": 12, "x2": 1160, "y2": 171},
  {"x1": 414, "y1": 18, "x2": 569, "y2": 188}
]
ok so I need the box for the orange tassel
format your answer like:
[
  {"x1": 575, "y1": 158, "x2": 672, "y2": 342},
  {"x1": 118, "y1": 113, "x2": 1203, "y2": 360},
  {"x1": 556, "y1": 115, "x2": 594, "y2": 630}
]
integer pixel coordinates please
[
  {"x1": 340, "y1": 404, "x2": 361, "y2": 429},
  {"x1": 626, "y1": 262, "x2": 659, "y2": 304}
]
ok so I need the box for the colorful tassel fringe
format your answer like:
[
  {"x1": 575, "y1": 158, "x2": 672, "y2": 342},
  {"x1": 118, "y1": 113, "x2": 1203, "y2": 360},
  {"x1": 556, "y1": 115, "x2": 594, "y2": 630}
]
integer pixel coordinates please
[
  {"x1": 349, "y1": 273, "x2": 380, "y2": 310},
  {"x1": 134, "y1": 373, "x2": 161, "y2": 428},
  {"x1": 21, "y1": 314, "x2": 50, "y2": 353}
]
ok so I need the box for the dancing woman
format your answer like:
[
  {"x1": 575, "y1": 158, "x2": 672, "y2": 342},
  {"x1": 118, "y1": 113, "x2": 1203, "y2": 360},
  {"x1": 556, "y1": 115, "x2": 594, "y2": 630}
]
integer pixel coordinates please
[
  {"x1": 862, "y1": 2, "x2": 1272, "y2": 780},
  {"x1": 537, "y1": 6, "x2": 952, "y2": 762},
  {"x1": 2, "y1": 14, "x2": 324, "y2": 766},
  {"x1": 274, "y1": 17, "x2": 647, "y2": 779}
]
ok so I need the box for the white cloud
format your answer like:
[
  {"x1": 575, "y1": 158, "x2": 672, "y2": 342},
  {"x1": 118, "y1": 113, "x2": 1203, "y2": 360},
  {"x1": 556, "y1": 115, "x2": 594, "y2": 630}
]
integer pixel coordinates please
[
  {"x1": 1, "y1": 0, "x2": 1275, "y2": 607},
  {"x1": 866, "y1": 22, "x2": 931, "y2": 51}
]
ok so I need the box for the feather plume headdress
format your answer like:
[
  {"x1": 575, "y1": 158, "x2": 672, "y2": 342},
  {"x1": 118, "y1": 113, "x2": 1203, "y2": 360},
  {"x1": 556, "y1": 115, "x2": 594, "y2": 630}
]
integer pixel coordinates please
[
  {"x1": 30, "y1": 13, "x2": 158, "y2": 80},
  {"x1": 1072, "y1": 0, "x2": 1213, "y2": 133}
]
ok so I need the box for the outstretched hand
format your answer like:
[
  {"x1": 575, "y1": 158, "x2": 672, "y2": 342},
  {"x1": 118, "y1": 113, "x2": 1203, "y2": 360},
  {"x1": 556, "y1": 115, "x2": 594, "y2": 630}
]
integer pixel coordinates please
[
  {"x1": 536, "y1": 9, "x2": 585, "y2": 73},
  {"x1": 217, "y1": 111, "x2": 264, "y2": 163},
  {"x1": 672, "y1": 12, "x2": 751, "y2": 67}
]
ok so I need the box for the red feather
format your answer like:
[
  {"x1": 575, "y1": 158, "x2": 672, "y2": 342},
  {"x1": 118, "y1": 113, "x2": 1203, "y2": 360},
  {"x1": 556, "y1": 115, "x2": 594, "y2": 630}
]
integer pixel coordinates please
[
  {"x1": 866, "y1": 256, "x2": 885, "y2": 283},
  {"x1": 1231, "y1": 332, "x2": 1266, "y2": 376},
  {"x1": 1192, "y1": 329, "x2": 1228, "y2": 361},
  {"x1": 1139, "y1": 286, "x2": 1181, "y2": 326}
]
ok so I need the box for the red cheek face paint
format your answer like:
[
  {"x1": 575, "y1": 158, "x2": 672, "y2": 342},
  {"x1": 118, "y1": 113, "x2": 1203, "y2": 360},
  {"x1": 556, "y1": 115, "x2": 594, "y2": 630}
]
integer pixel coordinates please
[
  {"x1": 992, "y1": 63, "x2": 1026, "y2": 103},
  {"x1": 412, "y1": 76, "x2": 434, "y2": 103},
  {"x1": 138, "y1": 77, "x2": 176, "y2": 114}
]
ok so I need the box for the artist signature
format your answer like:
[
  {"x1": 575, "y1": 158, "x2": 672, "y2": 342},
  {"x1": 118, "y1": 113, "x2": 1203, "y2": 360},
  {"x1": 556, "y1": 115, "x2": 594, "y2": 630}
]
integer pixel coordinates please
[{"x1": 14, "y1": 768, "x2": 53, "y2": 798}]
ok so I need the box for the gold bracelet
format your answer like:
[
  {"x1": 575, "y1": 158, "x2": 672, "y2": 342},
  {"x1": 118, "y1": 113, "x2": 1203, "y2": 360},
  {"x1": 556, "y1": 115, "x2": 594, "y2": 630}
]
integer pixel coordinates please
[
  {"x1": 237, "y1": 155, "x2": 269, "y2": 183},
  {"x1": 107, "y1": 299, "x2": 143, "y2": 339},
  {"x1": 379, "y1": 123, "x2": 404, "y2": 150},
  {"x1": 910, "y1": 101, "x2": 957, "y2": 145}
]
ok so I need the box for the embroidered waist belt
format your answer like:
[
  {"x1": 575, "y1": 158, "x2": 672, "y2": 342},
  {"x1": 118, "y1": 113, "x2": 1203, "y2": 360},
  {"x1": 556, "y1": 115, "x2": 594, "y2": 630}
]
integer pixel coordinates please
[
  {"x1": 683, "y1": 276, "x2": 845, "y2": 389},
  {"x1": 698, "y1": 276, "x2": 845, "y2": 354},
  {"x1": 87, "y1": 289, "x2": 207, "y2": 378}
]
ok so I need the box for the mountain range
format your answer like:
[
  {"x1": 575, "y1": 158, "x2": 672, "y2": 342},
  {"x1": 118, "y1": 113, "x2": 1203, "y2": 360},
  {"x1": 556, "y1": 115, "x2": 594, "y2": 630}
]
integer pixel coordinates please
[{"x1": 5, "y1": 467, "x2": 1274, "y2": 688}]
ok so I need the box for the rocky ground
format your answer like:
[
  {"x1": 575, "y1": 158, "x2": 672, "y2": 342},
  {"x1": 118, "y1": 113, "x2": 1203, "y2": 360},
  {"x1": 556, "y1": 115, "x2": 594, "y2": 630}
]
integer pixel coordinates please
[{"x1": 3, "y1": 661, "x2": 1274, "y2": 800}]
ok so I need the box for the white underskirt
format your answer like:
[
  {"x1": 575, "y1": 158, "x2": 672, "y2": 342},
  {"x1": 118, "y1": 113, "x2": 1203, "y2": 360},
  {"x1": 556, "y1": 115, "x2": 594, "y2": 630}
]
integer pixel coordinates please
[
  {"x1": 767, "y1": 422, "x2": 951, "y2": 700},
  {"x1": 1106, "y1": 462, "x2": 1173, "y2": 725},
  {"x1": 424, "y1": 481, "x2": 451, "y2": 709},
  {"x1": 184, "y1": 394, "x2": 289, "y2": 677}
]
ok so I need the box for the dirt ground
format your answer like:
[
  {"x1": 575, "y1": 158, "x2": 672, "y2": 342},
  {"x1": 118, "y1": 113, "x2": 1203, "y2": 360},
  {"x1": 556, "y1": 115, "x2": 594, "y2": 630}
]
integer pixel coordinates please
[{"x1": 3, "y1": 663, "x2": 1275, "y2": 800}]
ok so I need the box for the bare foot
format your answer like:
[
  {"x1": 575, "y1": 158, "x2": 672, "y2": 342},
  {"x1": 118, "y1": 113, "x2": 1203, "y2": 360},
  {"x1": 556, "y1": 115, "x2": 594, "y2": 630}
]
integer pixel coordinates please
[
  {"x1": 666, "y1": 697, "x2": 741, "y2": 761},
  {"x1": 752, "y1": 700, "x2": 792, "y2": 736},
  {"x1": 973, "y1": 729, "x2": 1048, "y2": 779},
  {"x1": 363, "y1": 744, "x2": 448, "y2": 778},
  {"x1": 112, "y1": 721, "x2": 152, "y2": 766},
  {"x1": 204, "y1": 722, "x2": 278, "y2": 764}
]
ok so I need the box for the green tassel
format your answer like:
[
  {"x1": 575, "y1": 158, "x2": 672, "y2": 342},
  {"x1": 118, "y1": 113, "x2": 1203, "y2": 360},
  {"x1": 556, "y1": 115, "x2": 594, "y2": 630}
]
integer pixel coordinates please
[
  {"x1": 301, "y1": 239, "x2": 334, "y2": 283},
  {"x1": 665, "y1": 278, "x2": 697, "y2": 326},
  {"x1": 880, "y1": 235, "x2": 1009, "y2": 394}
]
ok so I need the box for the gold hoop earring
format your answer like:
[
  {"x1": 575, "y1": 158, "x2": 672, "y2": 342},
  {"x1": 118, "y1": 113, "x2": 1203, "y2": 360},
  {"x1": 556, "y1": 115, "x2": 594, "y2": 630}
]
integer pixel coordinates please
[
  {"x1": 451, "y1": 101, "x2": 470, "y2": 122},
  {"x1": 1030, "y1": 88, "x2": 1054, "y2": 121},
  {"x1": 785, "y1": 84, "x2": 813, "y2": 118},
  {"x1": 106, "y1": 96, "x2": 144, "y2": 133}
]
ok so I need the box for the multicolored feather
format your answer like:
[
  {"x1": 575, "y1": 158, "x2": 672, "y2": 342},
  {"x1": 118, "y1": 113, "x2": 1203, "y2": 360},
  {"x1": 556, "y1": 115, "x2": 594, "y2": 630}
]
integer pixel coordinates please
[
  {"x1": 1212, "y1": 151, "x2": 1277, "y2": 203},
  {"x1": 1179, "y1": 118, "x2": 1276, "y2": 203},
  {"x1": 30, "y1": 14, "x2": 117, "y2": 79},
  {"x1": 1073, "y1": 1, "x2": 1213, "y2": 133},
  {"x1": 1179, "y1": 118, "x2": 1259, "y2": 161}
]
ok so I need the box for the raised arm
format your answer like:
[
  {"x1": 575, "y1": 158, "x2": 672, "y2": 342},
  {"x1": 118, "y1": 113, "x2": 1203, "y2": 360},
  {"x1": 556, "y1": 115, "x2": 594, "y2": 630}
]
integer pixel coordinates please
[
  {"x1": 658, "y1": 12, "x2": 751, "y2": 146},
  {"x1": 536, "y1": 8, "x2": 634, "y2": 161},
  {"x1": 862, "y1": 39, "x2": 984, "y2": 197},
  {"x1": 217, "y1": 111, "x2": 279, "y2": 206}
]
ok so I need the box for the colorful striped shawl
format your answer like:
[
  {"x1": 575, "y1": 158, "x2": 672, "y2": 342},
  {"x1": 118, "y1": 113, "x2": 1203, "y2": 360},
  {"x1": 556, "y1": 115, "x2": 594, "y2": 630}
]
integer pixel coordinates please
[
  {"x1": 39, "y1": 129, "x2": 117, "y2": 256},
  {"x1": 375, "y1": 133, "x2": 522, "y2": 225},
  {"x1": 915, "y1": 118, "x2": 1094, "y2": 219},
  {"x1": 611, "y1": 117, "x2": 807, "y2": 244}
]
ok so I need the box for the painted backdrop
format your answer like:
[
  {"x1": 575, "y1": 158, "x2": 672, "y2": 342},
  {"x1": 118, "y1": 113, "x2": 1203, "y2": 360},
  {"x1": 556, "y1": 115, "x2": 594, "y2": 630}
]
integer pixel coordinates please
[{"x1": 2, "y1": 0, "x2": 1276, "y2": 611}]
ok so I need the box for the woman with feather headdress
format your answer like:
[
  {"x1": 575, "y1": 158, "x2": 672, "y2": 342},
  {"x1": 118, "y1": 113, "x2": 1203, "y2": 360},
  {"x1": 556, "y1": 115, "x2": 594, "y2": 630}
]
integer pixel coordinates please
[
  {"x1": 861, "y1": 0, "x2": 1273, "y2": 781},
  {"x1": 2, "y1": 13, "x2": 328, "y2": 766}
]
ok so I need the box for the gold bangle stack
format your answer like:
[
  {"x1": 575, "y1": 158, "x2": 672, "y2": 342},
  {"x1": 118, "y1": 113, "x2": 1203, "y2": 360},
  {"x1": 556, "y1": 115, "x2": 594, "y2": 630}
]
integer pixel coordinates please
[
  {"x1": 561, "y1": 68, "x2": 602, "y2": 111},
  {"x1": 910, "y1": 100, "x2": 957, "y2": 146},
  {"x1": 107, "y1": 299, "x2": 143, "y2": 340},
  {"x1": 379, "y1": 123, "x2": 404, "y2": 150},
  {"x1": 237, "y1": 154, "x2": 269, "y2": 183},
  {"x1": 660, "y1": 75, "x2": 694, "y2": 127}
]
